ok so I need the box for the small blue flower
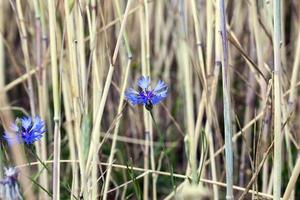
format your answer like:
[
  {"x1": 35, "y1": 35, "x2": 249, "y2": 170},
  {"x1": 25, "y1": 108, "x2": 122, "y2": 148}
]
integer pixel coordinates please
[
  {"x1": 0, "y1": 167, "x2": 19, "y2": 185},
  {"x1": 3, "y1": 116, "x2": 45, "y2": 145},
  {"x1": 0, "y1": 167, "x2": 22, "y2": 200},
  {"x1": 125, "y1": 76, "x2": 168, "y2": 110}
]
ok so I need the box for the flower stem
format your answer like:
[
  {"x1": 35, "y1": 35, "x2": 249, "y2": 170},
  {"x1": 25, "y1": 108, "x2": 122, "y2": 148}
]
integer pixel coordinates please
[
  {"x1": 149, "y1": 110, "x2": 177, "y2": 191},
  {"x1": 27, "y1": 145, "x2": 49, "y2": 173},
  {"x1": 149, "y1": 110, "x2": 164, "y2": 150}
]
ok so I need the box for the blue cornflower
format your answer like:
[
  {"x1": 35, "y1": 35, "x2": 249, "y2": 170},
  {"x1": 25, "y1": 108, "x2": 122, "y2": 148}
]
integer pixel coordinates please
[
  {"x1": 125, "y1": 76, "x2": 168, "y2": 110},
  {"x1": 3, "y1": 116, "x2": 45, "y2": 145},
  {"x1": 0, "y1": 167, "x2": 19, "y2": 185},
  {"x1": 0, "y1": 167, "x2": 22, "y2": 200}
]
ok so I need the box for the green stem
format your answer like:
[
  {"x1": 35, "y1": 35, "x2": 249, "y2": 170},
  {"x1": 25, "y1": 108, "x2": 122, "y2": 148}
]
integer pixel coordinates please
[
  {"x1": 148, "y1": 110, "x2": 177, "y2": 191},
  {"x1": 25, "y1": 145, "x2": 79, "y2": 200},
  {"x1": 148, "y1": 110, "x2": 169, "y2": 157},
  {"x1": 27, "y1": 145, "x2": 49, "y2": 173}
]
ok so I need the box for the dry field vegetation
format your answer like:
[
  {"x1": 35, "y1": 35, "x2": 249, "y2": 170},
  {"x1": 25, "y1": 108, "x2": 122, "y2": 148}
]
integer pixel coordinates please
[{"x1": 0, "y1": 0, "x2": 300, "y2": 199}]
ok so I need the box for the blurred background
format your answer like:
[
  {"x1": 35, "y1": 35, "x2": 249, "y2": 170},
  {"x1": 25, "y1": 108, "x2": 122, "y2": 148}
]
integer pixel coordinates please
[{"x1": 0, "y1": 0, "x2": 300, "y2": 199}]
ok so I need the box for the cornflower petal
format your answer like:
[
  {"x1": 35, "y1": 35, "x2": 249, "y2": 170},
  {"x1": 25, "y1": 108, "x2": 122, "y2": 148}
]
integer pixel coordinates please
[
  {"x1": 31, "y1": 116, "x2": 45, "y2": 133},
  {"x1": 10, "y1": 124, "x2": 19, "y2": 133},
  {"x1": 125, "y1": 88, "x2": 140, "y2": 105},
  {"x1": 21, "y1": 117, "x2": 32, "y2": 130},
  {"x1": 2, "y1": 133, "x2": 19, "y2": 146},
  {"x1": 137, "y1": 76, "x2": 150, "y2": 90},
  {"x1": 153, "y1": 80, "x2": 167, "y2": 94},
  {"x1": 151, "y1": 94, "x2": 167, "y2": 105}
]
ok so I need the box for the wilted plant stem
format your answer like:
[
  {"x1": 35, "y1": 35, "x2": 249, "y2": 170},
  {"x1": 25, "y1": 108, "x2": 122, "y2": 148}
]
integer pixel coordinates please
[{"x1": 219, "y1": 0, "x2": 234, "y2": 199}]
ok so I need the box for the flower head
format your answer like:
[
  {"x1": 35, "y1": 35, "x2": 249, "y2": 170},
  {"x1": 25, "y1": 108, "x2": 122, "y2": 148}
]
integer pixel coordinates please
[
  {"x1": 0, "y1": 167, "x2": 19, "y2": 185},
  {"x1": 3, "y1": 116, "x2": 45, "y2": 145},
  {"x1": 0, "y1": 167, "x2": 22, "y2": 200},
  {"x1": 125, "y1": 76, "x2": 168, "y2": 110}
]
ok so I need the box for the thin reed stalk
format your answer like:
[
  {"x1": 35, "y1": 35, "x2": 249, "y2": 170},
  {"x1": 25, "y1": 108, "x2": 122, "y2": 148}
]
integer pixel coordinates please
[
  {"x1": 33, "y1": 0, "x2": 49, "y2": 198},
  {"x1": 91, "y1": 1, "x2": 133, "y2": 199},
  {"x1": 0, "y1": 0, "x2": 5, "y2": 178},
  {"x1": 15, "y1": 0, "x2": 36, "y2": 117},
  {"x1": 143, "y1": 133, "x2": 150, "y2": 200},
  {"x1": 282, "y1": 153, "x2": 300, "y2": 200},
  {"x1": 273, "y1": 0, "x2": 282, "y2": 199},
  {"x1": 86, "y1": 0, "x2": 132, "y2": 172},
  {"x1": 219, "y1": 0, "x2": 234, "y2": 199},
  {"x1": 141, "y1": 0, "x2": 156, "y2": 199},
  {"x1": 177, "y1": 1, "x2": 197, "y2": 186},
  {"x1": 102, "y1": 57, "x2": 132, "y2": 200},
  {"x1": 47, "y1": 0, "x2": 60, "y2": 198}
]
